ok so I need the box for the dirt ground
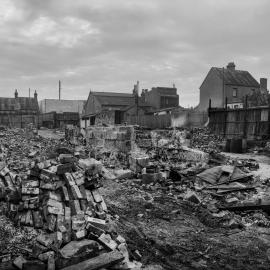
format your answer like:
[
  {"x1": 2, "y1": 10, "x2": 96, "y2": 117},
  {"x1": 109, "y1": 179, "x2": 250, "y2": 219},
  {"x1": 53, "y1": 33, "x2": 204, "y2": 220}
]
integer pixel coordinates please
[{"x1": 100, "y1": 179, "x2": 270, "y2": 270}]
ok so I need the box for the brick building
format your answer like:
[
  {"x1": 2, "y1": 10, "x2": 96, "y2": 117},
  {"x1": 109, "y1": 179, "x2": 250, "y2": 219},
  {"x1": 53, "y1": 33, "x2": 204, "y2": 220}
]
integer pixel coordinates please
[
  {"x1": 142, "y1": 86, "x2": 179, "y2": 110},
  {"x1": 0, "y1": 90, "x2": 39, "y2": 127},
  {"x1": 197, "y1": 62, "x2": 268, "y2": 111}
]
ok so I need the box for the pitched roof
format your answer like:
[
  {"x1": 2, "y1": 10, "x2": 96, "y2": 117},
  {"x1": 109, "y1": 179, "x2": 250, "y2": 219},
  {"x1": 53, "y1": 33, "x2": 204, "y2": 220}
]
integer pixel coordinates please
[
  {"x1": 92, "y1": 92, "x2": 134, "y2": 107},
  {"x1": 0, "y1": 97, "x2": 39, "y2": 112},
  {"x1": 213, "y1": 67, "x2": 260, "y2": 87}
]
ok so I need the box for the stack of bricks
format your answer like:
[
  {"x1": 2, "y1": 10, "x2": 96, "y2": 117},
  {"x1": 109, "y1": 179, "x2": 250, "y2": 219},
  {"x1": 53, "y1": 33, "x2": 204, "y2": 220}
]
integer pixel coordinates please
[{"x1": 2, "y1": 153, "x2": 109, "y2": 245}]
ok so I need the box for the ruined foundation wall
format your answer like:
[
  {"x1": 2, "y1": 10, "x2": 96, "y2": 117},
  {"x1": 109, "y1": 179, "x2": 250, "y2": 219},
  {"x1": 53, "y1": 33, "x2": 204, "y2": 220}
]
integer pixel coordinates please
[{"x1": 85, "y1": 126, "x2": 135, "y2": 153}]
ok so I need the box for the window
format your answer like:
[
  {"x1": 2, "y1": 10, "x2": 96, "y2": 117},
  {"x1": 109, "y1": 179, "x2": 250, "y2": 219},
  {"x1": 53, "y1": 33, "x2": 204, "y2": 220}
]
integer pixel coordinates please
[{"x1": 233, "y1": 88, "x2": 238, "y2": 97}]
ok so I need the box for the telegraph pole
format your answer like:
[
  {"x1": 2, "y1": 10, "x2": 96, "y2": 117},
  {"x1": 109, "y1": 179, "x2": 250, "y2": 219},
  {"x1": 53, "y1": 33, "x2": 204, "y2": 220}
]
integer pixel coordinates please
[{"x1": 59, "y1": 80, "x2": 61, "y2": 100}]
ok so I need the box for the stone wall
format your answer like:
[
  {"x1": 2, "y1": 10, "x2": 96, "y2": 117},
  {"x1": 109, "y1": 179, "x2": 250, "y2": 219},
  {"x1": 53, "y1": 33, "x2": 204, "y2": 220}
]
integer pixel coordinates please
[{"x1": 85, "y1": 125, "x2": 135, "y2": 153}]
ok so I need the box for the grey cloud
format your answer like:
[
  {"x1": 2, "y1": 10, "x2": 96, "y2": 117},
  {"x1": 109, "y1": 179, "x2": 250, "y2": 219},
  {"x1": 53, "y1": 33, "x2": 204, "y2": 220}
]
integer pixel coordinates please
[{"x1": 0, "y1": 0, "x2": 270, "y2": 107}]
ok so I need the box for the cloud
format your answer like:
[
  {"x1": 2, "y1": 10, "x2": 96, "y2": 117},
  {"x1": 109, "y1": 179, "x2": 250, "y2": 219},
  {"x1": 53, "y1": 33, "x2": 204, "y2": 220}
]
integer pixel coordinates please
[{"x1": 0, "y1": 0, "x2": 269, "y2": 107}]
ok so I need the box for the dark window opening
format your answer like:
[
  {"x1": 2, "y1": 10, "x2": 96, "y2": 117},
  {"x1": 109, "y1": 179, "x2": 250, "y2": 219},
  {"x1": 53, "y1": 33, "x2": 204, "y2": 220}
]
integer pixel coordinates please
[
  {"x1": 233, "y1": 88, "x2": 238, "y2": 97},
  {"x1": 90, "y1": 116, "x2": 95, "y2": 125},
  {"x1": 115, "y1": 110, "x2": 123, "y2": 124}
]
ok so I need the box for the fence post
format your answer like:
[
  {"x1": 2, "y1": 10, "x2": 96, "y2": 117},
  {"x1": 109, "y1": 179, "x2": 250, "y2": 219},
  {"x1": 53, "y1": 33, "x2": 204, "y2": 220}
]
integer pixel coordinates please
[
  {"x1": 223, "y1": 97, "x2": 228, "y2": 137},
  {"x1": 268, "y1": 96, "x2": 270, "y2": 139},
  {"x1": 243, "y1": 95, "x2": 248, "y2": 139}
]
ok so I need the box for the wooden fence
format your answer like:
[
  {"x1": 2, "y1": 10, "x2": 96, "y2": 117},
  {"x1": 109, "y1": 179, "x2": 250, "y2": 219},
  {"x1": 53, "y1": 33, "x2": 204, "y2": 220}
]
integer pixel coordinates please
[
  {"x1": 209, "y1": 106, "x2": 270, "y2": 139},
  {"x1": 127, "y1": 114, "x2": 171, "y2": 129}
]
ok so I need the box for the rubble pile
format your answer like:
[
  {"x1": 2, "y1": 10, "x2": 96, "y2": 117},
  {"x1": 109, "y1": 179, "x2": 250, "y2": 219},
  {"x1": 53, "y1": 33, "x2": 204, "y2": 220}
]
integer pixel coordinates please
[
  {"x1": 0, "y1": 131, "x2": 139, "y2": 270},
  {"x1": 190, "y1": 127, "x2": 224, "y2": 153}
]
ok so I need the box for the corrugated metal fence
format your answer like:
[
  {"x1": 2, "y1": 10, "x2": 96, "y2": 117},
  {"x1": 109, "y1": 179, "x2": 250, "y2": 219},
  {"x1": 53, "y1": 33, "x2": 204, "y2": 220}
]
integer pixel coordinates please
[
  {"x1": 209, "y1": 106, "x2": 270, "y2": 139},
  {"x1": 0, "y1": 114, "x2": 38, "y2": 128}
]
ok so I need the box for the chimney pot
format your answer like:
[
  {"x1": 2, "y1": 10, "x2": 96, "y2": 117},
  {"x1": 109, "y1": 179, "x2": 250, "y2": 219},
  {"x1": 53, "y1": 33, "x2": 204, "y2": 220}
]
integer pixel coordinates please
[
  {"x1": 260, "y1": 78, "x2": 267, "y2": 93},
  {"x1": 227, "y1": 62, "x2": 236, "y2": 71}
]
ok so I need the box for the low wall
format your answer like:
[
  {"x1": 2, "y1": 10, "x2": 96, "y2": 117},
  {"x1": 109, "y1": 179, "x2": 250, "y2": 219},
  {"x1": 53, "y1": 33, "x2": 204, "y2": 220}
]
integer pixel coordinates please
[
  {"x1": 0, "y1": 114, "x2": 38, "y2": 128},
  {"x1": 172, "y1": 111, "x2": 208, "y2": 128},
  {"x1": 85, "y1": 125, "x2": 135, "y2": 153}
]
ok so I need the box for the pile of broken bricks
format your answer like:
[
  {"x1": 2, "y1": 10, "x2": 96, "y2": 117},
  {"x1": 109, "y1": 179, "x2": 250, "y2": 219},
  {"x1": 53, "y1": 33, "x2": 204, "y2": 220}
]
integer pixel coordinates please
[{"x1": 0, "y1": 152, "x2": 140, "y2": 269}]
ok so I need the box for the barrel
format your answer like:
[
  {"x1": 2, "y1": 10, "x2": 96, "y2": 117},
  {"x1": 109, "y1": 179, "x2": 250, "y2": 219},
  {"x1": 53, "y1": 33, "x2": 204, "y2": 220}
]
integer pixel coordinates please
[{"x1": 230, "y1": 138, "x2": 243, "y2": 153}]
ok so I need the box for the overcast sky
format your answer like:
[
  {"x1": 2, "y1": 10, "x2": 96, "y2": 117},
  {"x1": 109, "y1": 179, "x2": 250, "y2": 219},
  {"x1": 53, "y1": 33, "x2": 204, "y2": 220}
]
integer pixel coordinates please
[{"x1": 0, "y1": 0, "x2": 269, "y2": 107}]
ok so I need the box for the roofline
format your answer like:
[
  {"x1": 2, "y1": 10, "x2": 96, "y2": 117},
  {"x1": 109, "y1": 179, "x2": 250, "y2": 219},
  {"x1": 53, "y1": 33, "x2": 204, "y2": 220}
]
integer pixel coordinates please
[
  {"x1": 199, "y1": 67, "x2": 217, "y2": 90},
  {"x1": 40, "y1": 99, "x2": 86, "y2": 102}
]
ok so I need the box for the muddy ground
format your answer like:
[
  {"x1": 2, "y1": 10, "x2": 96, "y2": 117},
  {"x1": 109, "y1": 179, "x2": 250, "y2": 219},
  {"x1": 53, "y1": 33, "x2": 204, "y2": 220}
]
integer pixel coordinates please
[{"x1": 101, "y1": 179, "x2": 270, "y2": 269}]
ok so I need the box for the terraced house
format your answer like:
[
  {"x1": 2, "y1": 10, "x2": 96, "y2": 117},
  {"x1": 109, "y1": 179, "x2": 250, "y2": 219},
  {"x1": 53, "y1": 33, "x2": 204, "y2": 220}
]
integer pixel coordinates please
[{"x1": 198, "y1": 62, "x2": 268, "y2": 111}]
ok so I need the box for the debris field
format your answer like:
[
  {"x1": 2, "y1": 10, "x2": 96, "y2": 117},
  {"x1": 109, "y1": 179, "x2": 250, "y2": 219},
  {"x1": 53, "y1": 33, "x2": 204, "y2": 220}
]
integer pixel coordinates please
[{"x1": 0, "y1": 127, "x2": 270, "y2": 269}]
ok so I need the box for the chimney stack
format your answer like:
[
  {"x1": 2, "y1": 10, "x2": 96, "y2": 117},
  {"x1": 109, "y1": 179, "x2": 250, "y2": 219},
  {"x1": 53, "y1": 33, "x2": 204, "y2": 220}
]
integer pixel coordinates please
[
  {"x1": 260, "y1": 78, "x2": 268, "y2": 93},
  {"x1": 34, "y1": 90, "x2": 38, "y2": 100},
  {"x1": 227, "y1": 62, "x2": 236, "y2": 71}
]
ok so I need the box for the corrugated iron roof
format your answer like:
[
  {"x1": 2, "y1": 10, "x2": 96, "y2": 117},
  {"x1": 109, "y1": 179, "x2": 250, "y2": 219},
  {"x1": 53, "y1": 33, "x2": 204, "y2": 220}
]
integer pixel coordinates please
[{"x1": 213, "y1": 67, "x2": 260, "y2": 87}]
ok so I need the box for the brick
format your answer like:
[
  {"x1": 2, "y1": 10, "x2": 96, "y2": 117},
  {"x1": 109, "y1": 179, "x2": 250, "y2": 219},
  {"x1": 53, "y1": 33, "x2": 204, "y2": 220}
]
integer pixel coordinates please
[
  {"x1": 47, "y1": 205, "x2": 64, "y2": 216},
  {"x1": 0, "y1": 167, "x2": 10, "y2": 177},
  {"x1": 85, "y1": 216, "x2": 107, "y2": 230},
  {"x1": 56, "y1": 231, "x2": 63, "y2": 246},
  {"x1": 62, "y1": 186, "x2": 70, "y2": 201},
  {"x1": 116, "y1": 235, "x2": 126, "y2": 244},
  {"x1": 73, "y1": 230, "x2": 86, "y2": 240},
  {"x1": 46, "y1": 191, "x2": 62, "y2": 201},
  {"x1": 72, "y1": 172, "x2": 85, "y2": 186},
  {"x1": 32, "y1": 211, "x2": 43, "y2": 228},
  {"x1": 72, "y1": 214, "x2": 85, "y2": 231},
  {"x1": 64, "y1": 173, "x2": 76, "y2": 186},
  {"x1": 91, "y1": 189, "x2": 103, "y2": 203},
  {"x1": 70, "y1": 200, "x2": 83, "y2": 216},
  {"x1": 47, "y1": 214, "x2": 57, "y2": 232},
  {"x1": 40, "y1": 169, "x2": 57, "y2": 180},
  {"x1": 4, "y1": 174, "x2": 15, "y2": 190},
  {"x1": 21, "y1": 187, "x2": 39, "y2": 195},
  {"x1": 80, "y1": 199, "x2": 87, "y2": 212},
  {"x1": 71, "y1": 185, "x2": 83, "y2": 199},
  {"x1": 59, "y1": 154, "x2": 75, "y2": 164},
  {"x1": 57, "y1": 215, "x2": 67, "y2": 233},
  {"x1": 98, "y1": 233, "x2": 118, "y2": 250},
  {"x1": 79, "y1": 185, "x2": 87, "y2": 199},
  {"x1": 25, "y1": 210, "x2": 33, "y2": 226},
  {"x1": 57, "y1": 163, "x2": 74, "y2": 175},
  {"x1": 64, "y1": 207, "x2": 71, "y2": 221},
  {"x1": 22, "y1": 180, "x2": 39, "y2": 188},
  {"x1": 40, "y1": 181, "x2": 57, "y2": 191},
  {"x1": 86, "y1": 223, "x2": 105, "y2": 237}
]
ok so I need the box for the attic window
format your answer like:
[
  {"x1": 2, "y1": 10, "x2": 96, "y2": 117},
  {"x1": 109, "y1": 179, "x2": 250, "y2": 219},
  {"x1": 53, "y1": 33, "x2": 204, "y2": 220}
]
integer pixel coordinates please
[{"x1": 233, "y1": 88, "x2": 238, "y2": 97}]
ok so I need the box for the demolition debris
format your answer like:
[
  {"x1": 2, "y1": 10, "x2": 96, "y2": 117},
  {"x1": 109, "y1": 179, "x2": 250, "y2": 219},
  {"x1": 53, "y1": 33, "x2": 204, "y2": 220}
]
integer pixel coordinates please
[{"x1": 0, "y1": 126, "x2": 270, "y2": 269}]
